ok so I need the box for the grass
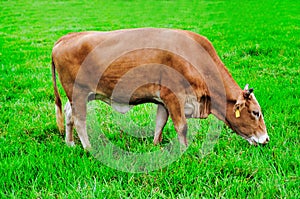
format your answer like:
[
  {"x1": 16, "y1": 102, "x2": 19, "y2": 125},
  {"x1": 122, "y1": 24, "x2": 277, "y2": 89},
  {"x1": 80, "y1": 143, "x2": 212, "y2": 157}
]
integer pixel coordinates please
[{"x1": 0, "y1": 0, "x2": 299, "y2": 198}]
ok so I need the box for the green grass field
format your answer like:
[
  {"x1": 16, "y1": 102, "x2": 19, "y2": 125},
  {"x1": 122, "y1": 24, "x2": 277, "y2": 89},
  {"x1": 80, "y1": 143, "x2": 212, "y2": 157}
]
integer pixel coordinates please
[{"x1": 1, "y1": 0, "x2": 299, "y2": 198}]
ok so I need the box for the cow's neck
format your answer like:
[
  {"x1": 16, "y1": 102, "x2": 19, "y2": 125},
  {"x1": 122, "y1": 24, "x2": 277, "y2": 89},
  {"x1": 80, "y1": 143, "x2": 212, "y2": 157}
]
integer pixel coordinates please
[{"x1": 210, "y1": 62, "x2": 242, "y2": 122}]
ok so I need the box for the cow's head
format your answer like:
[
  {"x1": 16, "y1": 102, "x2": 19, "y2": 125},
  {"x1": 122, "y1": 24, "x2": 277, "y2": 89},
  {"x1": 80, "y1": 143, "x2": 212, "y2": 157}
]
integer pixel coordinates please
[{"x1": 229, "y1": 84, "x2": 269, "y2": 145}]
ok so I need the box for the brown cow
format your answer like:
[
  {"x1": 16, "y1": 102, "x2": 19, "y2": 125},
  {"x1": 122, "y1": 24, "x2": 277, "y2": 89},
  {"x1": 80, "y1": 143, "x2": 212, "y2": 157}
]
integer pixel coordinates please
[{"x1": 51, "y1": 28, "x2": 269, "y2": 149}]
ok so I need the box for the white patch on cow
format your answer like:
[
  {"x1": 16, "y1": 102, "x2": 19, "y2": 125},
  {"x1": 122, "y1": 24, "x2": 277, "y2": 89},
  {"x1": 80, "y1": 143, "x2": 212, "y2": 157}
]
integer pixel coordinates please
[
  {"x1": 89, "y1": 92, "x2": 133, "y2": 114},
  {"x1": 184, "y1": 95, "x2": 200, "y2": 118},
  {"x1": 251, "y1": 133, "x2": 269, "y2": 144},
  {"x1": 91, "y1": 92, "x2": 112, "y2": 105},
  {"x1": 64, "y1": 101, "x2": 75, "y2": 146},
  {"x1": 112, "y1": 102, "x2": 132, "y2": 114},
  {"x1": 184, "y1": 103, "x2": 194, "y2": 117}
]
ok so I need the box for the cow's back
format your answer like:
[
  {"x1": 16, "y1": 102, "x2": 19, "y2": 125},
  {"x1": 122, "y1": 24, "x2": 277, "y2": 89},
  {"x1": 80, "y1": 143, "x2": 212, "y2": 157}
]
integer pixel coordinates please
[{"x1": 52, "y1": 28, "x2": 212, "y2": 101}]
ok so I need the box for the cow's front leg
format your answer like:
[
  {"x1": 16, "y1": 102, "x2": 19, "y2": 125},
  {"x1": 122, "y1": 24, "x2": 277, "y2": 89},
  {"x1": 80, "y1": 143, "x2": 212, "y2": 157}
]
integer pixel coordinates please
[
  {"x1": 64, "y1": 100, "x2": 75, "y2": 146},
  {"x1": 162, "y1": 94, "x2": 188, "y2": 147},
  {"x1": 72, "y1": 94, "x2": 91, "y2": 150},
  {"x1": 153, "y1": 104, "x2": 169, "y2": 145}
]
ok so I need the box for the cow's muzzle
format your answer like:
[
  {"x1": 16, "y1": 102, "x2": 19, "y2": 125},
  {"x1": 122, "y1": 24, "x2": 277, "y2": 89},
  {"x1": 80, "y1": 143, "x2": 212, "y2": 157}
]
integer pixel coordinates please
[{"x1": 247, "y1": 134, "x2": 270, "y2": 146}]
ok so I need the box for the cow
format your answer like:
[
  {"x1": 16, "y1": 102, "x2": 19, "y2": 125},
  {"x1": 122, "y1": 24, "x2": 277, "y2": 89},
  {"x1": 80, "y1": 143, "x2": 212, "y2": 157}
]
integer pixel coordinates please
[{"x1": 51, "y1": 28, "x2": 269, "y2": 149}]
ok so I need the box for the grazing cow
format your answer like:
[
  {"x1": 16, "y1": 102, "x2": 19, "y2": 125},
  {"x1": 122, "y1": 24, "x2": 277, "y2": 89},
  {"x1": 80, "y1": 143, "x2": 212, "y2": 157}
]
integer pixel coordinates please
[{"x1": 51, "y1": 28, "x2": 269, "y2": 149}]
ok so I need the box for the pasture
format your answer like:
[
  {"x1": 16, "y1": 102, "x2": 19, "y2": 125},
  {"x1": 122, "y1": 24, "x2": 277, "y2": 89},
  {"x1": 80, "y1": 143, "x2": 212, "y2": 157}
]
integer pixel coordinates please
[{"x1": 0, "y1": 0, "x2": 299, "y2": 198}]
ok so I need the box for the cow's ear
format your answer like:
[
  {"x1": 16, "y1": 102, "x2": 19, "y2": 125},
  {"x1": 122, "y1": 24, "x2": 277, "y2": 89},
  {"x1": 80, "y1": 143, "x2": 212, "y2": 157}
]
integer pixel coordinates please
[
  {"x1": 233, "y1": 101, "x2": 245, "y2": 118},
  {"x1": 233, "y1": 93, "x2": 246, "y2": 118}
]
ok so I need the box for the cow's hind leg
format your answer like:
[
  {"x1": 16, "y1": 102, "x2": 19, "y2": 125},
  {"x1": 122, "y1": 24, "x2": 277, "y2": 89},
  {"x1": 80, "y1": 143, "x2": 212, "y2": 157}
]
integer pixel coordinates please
[
  {"x1": 72, "y1": 94, "x2": 91, "y2": 149},
  {"x1": 64, "y1": 101, "x2": 75, "y2": 146},
  {"x1": 153, "y1": 104, "x2": 169, "y2": 145}
]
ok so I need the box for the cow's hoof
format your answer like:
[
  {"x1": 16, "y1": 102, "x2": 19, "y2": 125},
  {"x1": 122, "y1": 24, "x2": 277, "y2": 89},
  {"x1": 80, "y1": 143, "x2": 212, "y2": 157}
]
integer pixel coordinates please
[{"x1": 66, "y1": 141, "x2": 75, "y2": 147}]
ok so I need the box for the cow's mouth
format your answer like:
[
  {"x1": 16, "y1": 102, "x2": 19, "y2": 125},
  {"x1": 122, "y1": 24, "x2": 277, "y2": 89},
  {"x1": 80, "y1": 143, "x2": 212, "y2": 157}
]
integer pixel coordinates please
[
  {"x1": 240, "y1": 135, "x2": 258, "y2": 146},
  {"x1": 227, "y1": 121, "x2": 269, "y2": 145},
  {"x1": 234, "y1": 130, "x2": 259, "y2": 146},
  {"x1": 246, "y1": 137, "x2": 258, "y2": 146}
]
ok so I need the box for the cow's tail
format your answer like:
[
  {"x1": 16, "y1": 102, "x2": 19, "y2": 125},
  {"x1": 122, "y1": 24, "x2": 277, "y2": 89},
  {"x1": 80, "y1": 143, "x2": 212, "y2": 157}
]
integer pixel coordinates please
[{"x1": 52, "y1": 58, "x2": 64, "y2": 134}]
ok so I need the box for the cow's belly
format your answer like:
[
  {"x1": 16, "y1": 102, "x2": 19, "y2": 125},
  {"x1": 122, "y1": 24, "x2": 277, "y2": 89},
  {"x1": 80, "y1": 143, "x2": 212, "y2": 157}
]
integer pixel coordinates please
[{"x1": 88, "y1": 87, "x2": 163, "y2": 114}]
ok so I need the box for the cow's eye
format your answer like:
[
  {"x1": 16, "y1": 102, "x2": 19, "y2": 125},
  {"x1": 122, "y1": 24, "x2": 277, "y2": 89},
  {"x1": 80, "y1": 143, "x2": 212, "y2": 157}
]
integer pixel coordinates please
[{"x1": 252, "y1": 111, "x2": 260, "y2": 118}]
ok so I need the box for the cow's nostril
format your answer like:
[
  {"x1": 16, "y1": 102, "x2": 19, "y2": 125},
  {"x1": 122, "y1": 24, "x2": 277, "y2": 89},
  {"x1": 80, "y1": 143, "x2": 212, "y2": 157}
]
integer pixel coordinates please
[{"x1": 262, "y1": 137, "x2": 270, "y2": 145}]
